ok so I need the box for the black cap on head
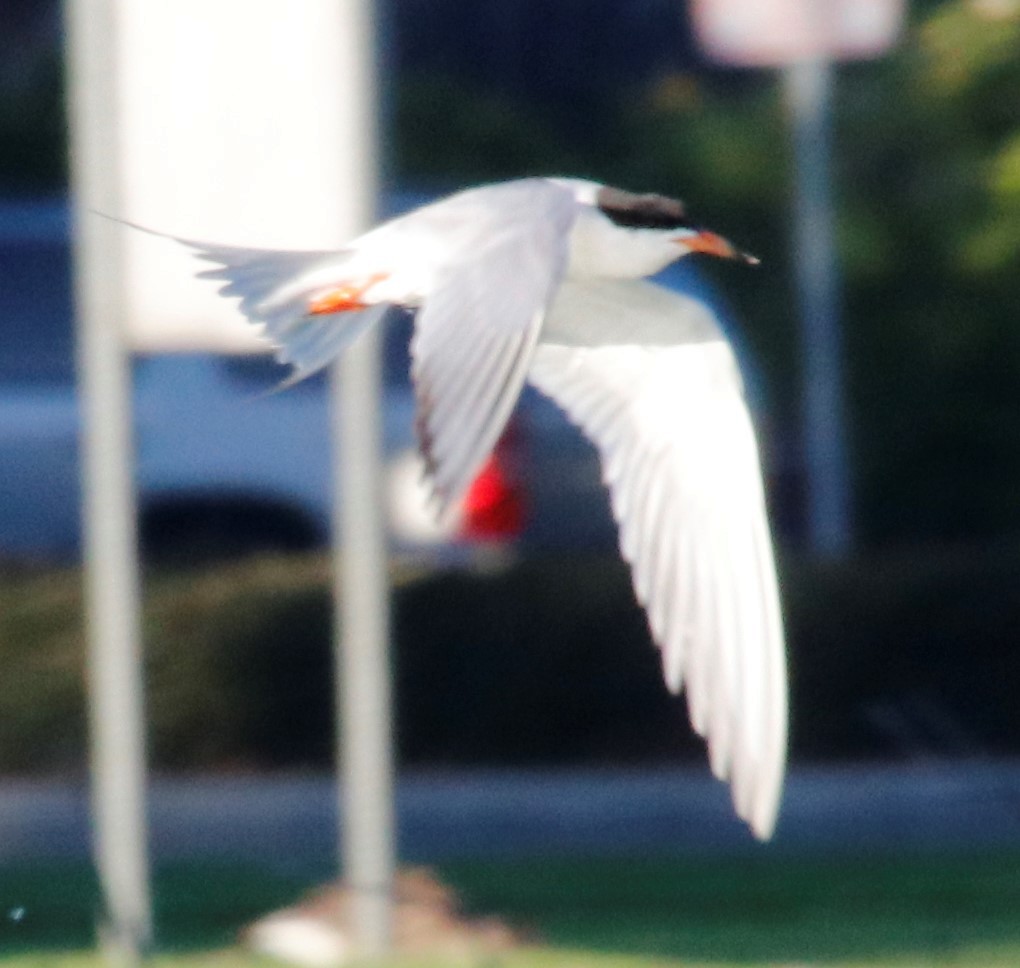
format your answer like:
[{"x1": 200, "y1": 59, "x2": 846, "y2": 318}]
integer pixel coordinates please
[{"x1": 596, "y1": 186, "x2": 692, "y2": 230}]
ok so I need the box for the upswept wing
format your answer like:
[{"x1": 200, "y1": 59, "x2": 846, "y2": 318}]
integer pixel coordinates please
[
  {"x1": 529, "y1": 279, "x2": 787, "y2": 839},
  {"x1": 410, "y1": 179, "x2": 577, "y2": 514}
]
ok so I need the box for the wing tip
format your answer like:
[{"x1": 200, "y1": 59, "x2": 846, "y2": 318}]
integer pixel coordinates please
[
  {"x1": 750, "y1": 795, "x2": 779, "y2": 840},
  {"x1": 736, "y1": 747, "x2": 786, "y2": 842}
]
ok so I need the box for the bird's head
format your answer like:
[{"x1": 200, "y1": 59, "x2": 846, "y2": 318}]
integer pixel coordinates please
[{"x1": 560, "y1": 181, "x2": 758, "y2": 278}]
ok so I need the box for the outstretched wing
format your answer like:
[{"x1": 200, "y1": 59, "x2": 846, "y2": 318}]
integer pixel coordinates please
[
  {"x1": 410, "y1": 179, "x2": 577, "y2": 514},
  {"x1": 529, "y1": 279, "x2": 787, "y2": 840}
]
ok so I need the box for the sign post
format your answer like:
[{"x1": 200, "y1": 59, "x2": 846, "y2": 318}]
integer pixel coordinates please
[
  {"x1": 326, "y1": 1, "x2": 396, "y2": 956},
  {"x1": 68, "y1": 0, "x2": 389, "y2": 958},
  {"x1": 783, "y1": 56, "x2": 847, "y2": 556},
  {"x1": 67, "y1": 0, "x2": 152, "y2": 960}
]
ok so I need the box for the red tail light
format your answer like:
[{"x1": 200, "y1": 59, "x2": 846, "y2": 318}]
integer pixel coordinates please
[{"x1": 459, "y1": 424, "x2": 527, "y2": 542}]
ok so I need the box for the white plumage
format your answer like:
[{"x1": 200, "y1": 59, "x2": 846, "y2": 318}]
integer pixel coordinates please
[{"x1": 156, "y1": 176, "x2": 788, "y2": 839}]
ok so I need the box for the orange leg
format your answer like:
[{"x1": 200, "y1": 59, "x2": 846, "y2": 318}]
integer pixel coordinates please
[{"x1": 307, "y1": 272, "x2": 389, "y2": 315}]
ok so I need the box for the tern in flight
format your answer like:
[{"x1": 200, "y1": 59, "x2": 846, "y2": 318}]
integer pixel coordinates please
[{"x1": 148, "y1": 177, "x2": 787, "y2": 839}]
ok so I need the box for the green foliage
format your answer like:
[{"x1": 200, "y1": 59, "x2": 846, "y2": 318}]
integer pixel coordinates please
[
  {"x1": 394, "y1": 554, "x2": 689, "y2": 765},
  {"x1": 0, "y1": 565, "x2": 85, "y2": 772},
  {"x1": 0, "y1": 554, "x2": 695, "y2": 774},
  {"x1": 142, "y1": 556, "x2": 337, "y2": 769},
  {"x1": 2, "y1": 545, "x2": 1020, "y2": 774},
  {"x1": 832, "y1": 3, "x2": 1020, "y2": 543}
]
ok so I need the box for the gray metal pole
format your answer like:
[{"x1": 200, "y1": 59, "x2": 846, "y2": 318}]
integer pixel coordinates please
[
  {"x1": 332, "y1": 323, "x2": 395, "y2": 955},
  {"x1": 784, "y1": 57, "x2": 852, "y2": 556},
  {"x1": 65, "y1": 0, "x2": 152, "y2": 962},
  {"x1": 327, "y1": 0, "x2": 393, "y2": 955}
]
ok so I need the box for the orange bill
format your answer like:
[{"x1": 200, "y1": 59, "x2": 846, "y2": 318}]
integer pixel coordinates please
[{"x1": 683, "y1": 231, "x2": 760, "y2": 265}]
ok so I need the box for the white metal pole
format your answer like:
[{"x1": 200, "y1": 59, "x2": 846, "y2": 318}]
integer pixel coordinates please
[
  {"x1": 65, "y1": 0, "x2": 152, "y2": 962},
  {"x1": 784, "y1": 57, "x2": 852, "y2": 556},
  {"x1": 327, "y1": 0, "x2": 394, "y2": 955}
]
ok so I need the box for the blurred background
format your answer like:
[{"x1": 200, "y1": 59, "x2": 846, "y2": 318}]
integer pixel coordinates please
[{"x1": 2, "y1": 0, "x2": 1020, "y2": 966}]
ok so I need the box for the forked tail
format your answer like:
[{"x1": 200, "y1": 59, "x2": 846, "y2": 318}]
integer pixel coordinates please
[
  {"x1": 108, "y1": 214, "x2": 384, "y2": 384},
  {"x1": 184, "y1": 239, "x2": 386, "y2": 385}
]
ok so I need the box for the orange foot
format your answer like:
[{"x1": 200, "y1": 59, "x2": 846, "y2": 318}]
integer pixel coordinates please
[{"x1": 307, "y1": 272, "x2": 389, "y2": 315}]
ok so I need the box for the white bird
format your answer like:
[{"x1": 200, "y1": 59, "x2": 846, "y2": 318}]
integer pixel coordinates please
[{"x1": 157, "y1": 177, "x2": 787, "y2": 840}]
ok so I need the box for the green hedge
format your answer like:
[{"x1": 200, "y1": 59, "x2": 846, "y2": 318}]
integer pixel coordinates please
[{"x1": 1, "y1": 544, "x2": 1019, "y2": 774}]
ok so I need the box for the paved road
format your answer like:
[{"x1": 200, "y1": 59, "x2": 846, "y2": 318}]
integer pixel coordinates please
[{"x1": 2, "y1": 763, "x2": 1020, "y2": 867}]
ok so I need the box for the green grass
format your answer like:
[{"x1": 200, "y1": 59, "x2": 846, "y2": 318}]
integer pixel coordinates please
[
  {"x1": 2, "y1": 851, "x2": 1020, "y2": 966},
  {"x1": 442, "y1": 853, "x2": 1020, "y2": 965}
]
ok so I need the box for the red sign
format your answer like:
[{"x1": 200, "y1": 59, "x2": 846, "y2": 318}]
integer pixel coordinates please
[{"x1": 690, "y1": 0, "x2": 906, "y2": 66}]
